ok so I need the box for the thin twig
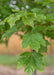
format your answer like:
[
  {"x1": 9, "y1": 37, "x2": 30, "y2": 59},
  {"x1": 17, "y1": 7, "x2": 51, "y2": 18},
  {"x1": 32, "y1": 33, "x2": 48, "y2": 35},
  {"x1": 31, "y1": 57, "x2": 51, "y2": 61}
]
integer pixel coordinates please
[
  {"x1": 27, "y1": 26, "x2": 32, "y2": 35},
  {"x1": 18, "y1": 25, "x2": 26, "y2": 31}
]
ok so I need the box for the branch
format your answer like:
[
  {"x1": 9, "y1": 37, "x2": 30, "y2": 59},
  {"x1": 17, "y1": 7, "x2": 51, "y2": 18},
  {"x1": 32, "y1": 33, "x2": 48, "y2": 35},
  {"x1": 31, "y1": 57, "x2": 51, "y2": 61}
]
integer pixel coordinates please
[
  {"x1": 18, "y1": 25, "x2": 26, "y2": 31},
  {"x1": 27, "y1": 26, "x2": 32, "y2": 35}
]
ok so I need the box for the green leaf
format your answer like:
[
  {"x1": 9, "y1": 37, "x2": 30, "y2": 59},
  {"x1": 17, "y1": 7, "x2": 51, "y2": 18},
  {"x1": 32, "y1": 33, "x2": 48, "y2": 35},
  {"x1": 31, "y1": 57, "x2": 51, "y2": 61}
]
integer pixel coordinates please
[
  {"x1": 47, "y1": 25, "x2": 54, "y2": 30},
  {"x1": 31, "y1": 8, "x2": 41, "y2": 13},
  {"x1": 22, "y1": 16, "x2": 34, "y2": 28},
  {"x1": 1, "y1": 27, "x2": 17, "y2": 40},
  {"x1": 34, "y1": 0, "x2": 53, "y2": 2},
  {"x1": 34, "y1": 0, "x2": 43, "y2": 2},
  {"x1": 17, "y1": 52, "x2": 31, "y2": 69},
  {"x1": 46, "y1": 31, "x2": 54, "y2": 39},
  {"x1": 39, "y1": 45, "x2": 47, "y2": 52},
  {"x1": 45, "y1": 40, "x2": 50, "y2": 45},
  {"x1": 7, "y1": 14, "x2": 21, "y2": 28},
  {"x1": 46, "y1": 13, "x2": 54, "y2": 23},
  {"x1": 31, "y1": 25, "x2": 46, "y2": 34},
  {"x1": 19, "y1": 10, "x2": 27, "y2": 16},
  {"x1": 39, "y1": 40, "x2": 50, "y2": 53},
  {"x1": 7, "y1": 16, "x2": 16, "y2": 28},
  {"x1": 33, "y1": 52, "x2": 45, "y2": 71},
  {"x1": 17, "y1": 52, "x2": 45, "y2": 75},
  {"x1": 22, "y1": 33, "x2": 46, "y2": 52},
  {"x1": 30, "y1": 33, "x2": 46, "y2": 50},
  {"x1": 22, "y1": 33, "x2": 31, "y2": 48},
  {"x1": 0, "y1": 15, "x2": 12, "y2": 25},
  {"x1": 36, "y1": 14, "x2": 46, "y2": 22},
  {"x1": 0, "y1": 14, "x2": 21, "y2": 28}
]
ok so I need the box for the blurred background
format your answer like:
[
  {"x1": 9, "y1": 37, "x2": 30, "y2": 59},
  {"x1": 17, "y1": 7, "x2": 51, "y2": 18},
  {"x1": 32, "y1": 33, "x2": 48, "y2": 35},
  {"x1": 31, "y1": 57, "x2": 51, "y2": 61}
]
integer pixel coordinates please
[
  {"x1": 0, "y1": 34, "x2": 54, "y2": 75},
  {"x1": 0, "y1": 0, "x2": 54, "y2": 75}
]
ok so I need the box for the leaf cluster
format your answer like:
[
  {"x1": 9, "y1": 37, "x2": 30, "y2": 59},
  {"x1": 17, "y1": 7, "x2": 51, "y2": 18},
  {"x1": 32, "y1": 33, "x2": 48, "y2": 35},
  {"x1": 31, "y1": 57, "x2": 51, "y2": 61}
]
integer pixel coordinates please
[{"x1": 0, "y1": 1, "x2": 54, "y2": 75}]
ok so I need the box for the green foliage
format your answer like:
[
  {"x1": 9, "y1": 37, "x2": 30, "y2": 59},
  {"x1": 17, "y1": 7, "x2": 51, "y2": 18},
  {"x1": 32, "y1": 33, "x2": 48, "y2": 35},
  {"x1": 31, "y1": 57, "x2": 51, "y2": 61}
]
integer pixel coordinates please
[
  {"x1": 34, "y1": 0, "x2": 54, "y2": 2},
  {"x1": 1, "y1": 27, "x2": 17, "y2": 41},
  {"x1": 22, "y1": 32, "x2": 46, "y2": 52},
  {"x1": 0, "y1": 0, "x2": 54, "y2": 75},
  {"x1": 39, "y1": 40, "x2": 50, "y2": 52},
  {"x1": 17, "y1": 52, "x2": 45, "y2": 75},
  {"x1": 47, "y1": 25, "x2": 54, "y2": 30}
]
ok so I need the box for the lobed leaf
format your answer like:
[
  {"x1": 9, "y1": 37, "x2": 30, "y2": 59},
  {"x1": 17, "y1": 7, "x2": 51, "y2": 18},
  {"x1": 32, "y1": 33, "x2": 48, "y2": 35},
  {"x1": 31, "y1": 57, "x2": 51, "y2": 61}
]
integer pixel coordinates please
[
  {"x1": 22, "y1": 33, "x2": 46, "y2": 52},
  {"x1": 17, "y1": 52, "x2": 45, "y2": 75}
]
